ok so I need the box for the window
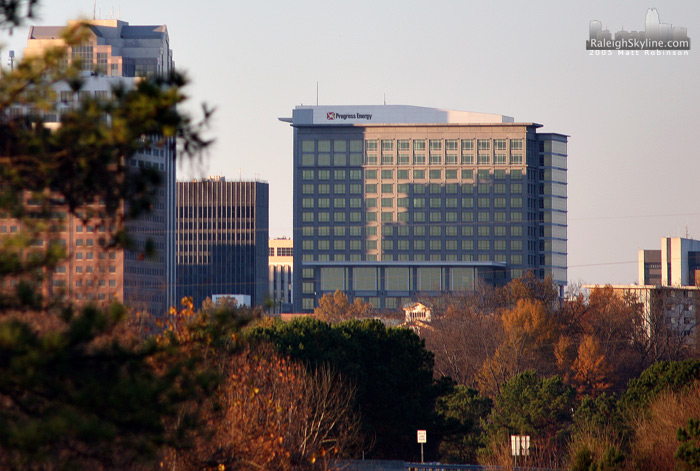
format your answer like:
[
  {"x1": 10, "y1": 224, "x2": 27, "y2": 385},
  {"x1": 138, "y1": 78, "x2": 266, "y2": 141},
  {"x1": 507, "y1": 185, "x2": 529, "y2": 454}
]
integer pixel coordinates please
[
  {"x1": 445, "y1": 139, "x2": 458, "y2": 151},
  {"x1": 510, "y1": 139, "x2": 523, "y2": 150},
  {"x1": 445, "y1": 170, "x2": 457, "y2": 180},
  {"x1": 397, "y1": 139, "x2": 410, "y2": 151},
  {"x1": 365, "y1": 170, "x2": 377, "y2": 179},
  {"x1": 494, "y1": 153, "x2": 506, "y2": 164},
  {"x1": 429, "y1": 170, "x2": 442, "y2": 179},
  {"x1": 494, "y1": 139, "x2": 507, "y2": 151},
  {"x1": 413, "y1": 198, "x2": 425, "y2": 208},
  {"x1": 398, "y1": 154, "x2": 410, "y2": 164},
  {"x1": 350, "y1": 169, "x2": 362, "y2": 180},
  {"x1": 381, "y1": 140, "x2": 394, "y2": 151},
  {"x1": 302, "y1": 184, "x2": 314, "y2": 194},
  {"x1": 414, "y1": 140, "x2": 426, "y2": 151},
  {"x1": 413, "y1": 170, "x2": 425, "y2": 179},
  {"x1": 365, "y1": 198, "x2": 377, "y2": 208},
  {"x1": 511, "y1": 169, "x2": 523, "y2": 179},
  {"x1": 365, "y1": 154, "x2": 378, "y2": 164},
  {"x1": 334, "y1": 140, "x2": 347, "y2": 152},
  {"x1": 350, "y1": 183, "x2": 362, "y2": 193},
  {"x1": 318, "y1": 154, "x2": 330, "y2": 165},
  {"x1": 477, "y1": 139, "x2": 490, "y2": 151},
  {"x1": 365, "y1": 183, "x2": 377, "y2": 193},
  {"x1": 318, "y1": 184, "x2": 330, "y2": 194},
  {"x1": 511, "y1": 154, "x2": 523, "y2": 164},
  {"x1": 381, "y1": 170, "x2": 393, "y2": 179},
  {"x1": 397, "y1": 169, "x2": 409, "y2": 180},
  {"x1": 381, "y1": 154, "x2": 394, "y2": 165},
  {"x1": 319, "y1": 170, "x2": 330, "y2": 179},
  {"x1": 446, "y1": 154, "x2": 458, "y2": 165},
  {"x1": 429, "y1": 154, "x2": 442, "y2": 165},
  {"x1": 334, "y1": 170, "x2": 346, "y2": 180},
  {"x1": 381, "y1": 198, "x2": 393, "y2": 207},
  {"x1": 381, "y1": 183, "x2": 393, "y2": 193},
  {"x1": 477, "y1": 153, "x2": 490, "y2": 165},
  {"x1": 334, "y1": 184, "x2": 346, "y2": 194},
  {"x1": 429, "y1": 140, "x2": 442, "y2": 151},
  {"x1": 430, "y1": 197, "x2": 442, "y2": 208}
]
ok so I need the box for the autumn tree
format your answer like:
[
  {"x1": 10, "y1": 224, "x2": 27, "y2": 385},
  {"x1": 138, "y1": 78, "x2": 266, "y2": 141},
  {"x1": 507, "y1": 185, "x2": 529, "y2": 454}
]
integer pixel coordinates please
[
  {"x1": 422, "y1": 292, "x2": 502, "y2": 386},
  {"x1": 313, "y1": 290, "x2": 373, "y2": 323},
  {"x1": 477, "y1": 299, "x2": 559, "y2": 397}
]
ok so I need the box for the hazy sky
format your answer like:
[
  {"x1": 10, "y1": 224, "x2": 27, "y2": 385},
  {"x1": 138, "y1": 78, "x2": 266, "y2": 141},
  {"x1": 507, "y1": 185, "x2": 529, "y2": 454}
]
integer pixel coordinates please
[{"x1": 1, "y1": 0, "x2": 698, "y2": 287}]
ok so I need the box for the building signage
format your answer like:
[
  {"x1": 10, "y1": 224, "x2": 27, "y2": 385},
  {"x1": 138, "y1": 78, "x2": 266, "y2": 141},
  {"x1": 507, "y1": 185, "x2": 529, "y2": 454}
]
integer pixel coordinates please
[{"x1": 326, "y1": 111, "x2": 373, "y2": 121}]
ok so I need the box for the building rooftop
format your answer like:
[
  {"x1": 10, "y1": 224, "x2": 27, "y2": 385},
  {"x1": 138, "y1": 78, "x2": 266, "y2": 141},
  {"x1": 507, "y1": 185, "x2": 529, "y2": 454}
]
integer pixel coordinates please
[{"x1": 280, "y1": 104, "x2": 521, "y2": 126}]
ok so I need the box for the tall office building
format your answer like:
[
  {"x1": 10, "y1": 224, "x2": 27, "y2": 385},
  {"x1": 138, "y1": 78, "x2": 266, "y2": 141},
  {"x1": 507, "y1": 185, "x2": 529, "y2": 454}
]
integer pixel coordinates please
[
  {"x1": 176, "y1": 178, "x2": 269, "y2": 309},
  {"x1": 1, "y1": 19, "x2": 176, "y2": 316},
  {"x1": 281, "y1": 105, "x2": 568, "y2": 312}
]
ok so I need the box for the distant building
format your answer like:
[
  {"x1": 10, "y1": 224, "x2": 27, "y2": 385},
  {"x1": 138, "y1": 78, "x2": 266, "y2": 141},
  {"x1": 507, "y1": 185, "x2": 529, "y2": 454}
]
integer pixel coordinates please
[
  {"x1": 586, "y1": 236, "x2": 700, "y2": 347},
  {"x1": 176, "y1": 178, "x2": 269, "y2": 309},
  {"x1": 403, "y1": 301, "x2": 433, "y2": 323},
  {"x1": 281, "y1": 104, "x2": 568, "y2": 312},
  {"x1": 638, "y1": 237, "x2": 700, "y2": 287},
  {"x1": 269, "y1": 238, "x2": 293, "y2": 312},
  {"x1": 1, "y1": 19, "x2": 177, "y2": 317}
]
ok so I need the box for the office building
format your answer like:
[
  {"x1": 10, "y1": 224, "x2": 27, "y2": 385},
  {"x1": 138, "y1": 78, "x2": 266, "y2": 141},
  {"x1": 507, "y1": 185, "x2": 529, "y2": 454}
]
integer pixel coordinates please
[
  {"x1": 585, "y1": 236, "x2": 700, "y2": 347},
  {"x1": 269, "y1": 238, "x2": 293, "y2": 312},
  {"x1": 176, "y1": 178, "x2": 269, "y2": 309},
  {"x1": 281, "y1": 105, "x2": 568, "y2": 312},
  {"x1": 639, "y1": 237, "x2": 700, "y2": 287},
  {"x1": 0, "y1": 19, "x2": 176, "y2": 316}
]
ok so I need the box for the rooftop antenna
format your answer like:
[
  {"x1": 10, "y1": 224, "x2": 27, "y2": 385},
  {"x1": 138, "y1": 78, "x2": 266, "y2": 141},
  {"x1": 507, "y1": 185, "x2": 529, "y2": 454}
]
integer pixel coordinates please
[
  {"x1": 316, "y1": 81, "x2": 318, "y2": 106},
  {"x1": 238, "y1": 168, "x2": 242, "y2": 181},
  {"x1": 384, "y1": 93, "x2": 386, "y2": 105},
  {"x1": 93, "y1": 0, "x2": 96, "y2": 19},
  {"x1": 8, "y1": 50, "x2": 15, "y2": 71}
]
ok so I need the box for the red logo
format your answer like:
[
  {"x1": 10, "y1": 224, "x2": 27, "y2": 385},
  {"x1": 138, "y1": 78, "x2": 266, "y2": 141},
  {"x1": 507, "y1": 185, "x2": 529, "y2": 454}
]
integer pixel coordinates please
[{"x1": 327, "y1": 112, "x2": 335, "y2": 120}]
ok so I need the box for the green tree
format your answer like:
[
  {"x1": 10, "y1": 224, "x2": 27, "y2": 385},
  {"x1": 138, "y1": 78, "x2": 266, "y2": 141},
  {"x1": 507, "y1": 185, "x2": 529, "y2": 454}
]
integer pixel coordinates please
[
  {"x1": 618, "y1": 359, "x2": 700, "y2": 414},
  {"x1": 248, "y1": 317, "x2": 443, "y2": 461},
  {"x1": 435, "y1": 385, "x2": 492, "y2": 464},
  {"x1": 676, "y1": 418, "x2": 700, "y2": 471},
  {"x1": 0, "y1": 16, "x2": 213, "y2": 471},
  {"x1": 488, "y1": 371, "x2": 575, "y2": 462}
]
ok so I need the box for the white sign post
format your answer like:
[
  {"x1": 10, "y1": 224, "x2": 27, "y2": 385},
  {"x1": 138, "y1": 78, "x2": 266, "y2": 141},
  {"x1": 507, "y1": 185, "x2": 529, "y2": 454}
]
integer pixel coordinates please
[
  {"x1": 417, "y1": 430, "x2": 427, "y2": 464},
  {"x1": 510, "y1": 435, "x2": 530, "y2": 468}
]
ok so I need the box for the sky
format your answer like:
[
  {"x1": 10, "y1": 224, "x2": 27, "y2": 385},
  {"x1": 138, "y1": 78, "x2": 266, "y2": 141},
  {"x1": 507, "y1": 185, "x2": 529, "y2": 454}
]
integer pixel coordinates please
[{"x1": 1, "y1": 0, "x2": 699, "y2": 287}]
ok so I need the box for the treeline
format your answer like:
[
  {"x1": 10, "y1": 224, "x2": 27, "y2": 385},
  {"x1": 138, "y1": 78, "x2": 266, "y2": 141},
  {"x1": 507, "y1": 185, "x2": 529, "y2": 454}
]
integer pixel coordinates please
[{"x1": 281, "y1": 276, "x2": 699, "y2": 469}]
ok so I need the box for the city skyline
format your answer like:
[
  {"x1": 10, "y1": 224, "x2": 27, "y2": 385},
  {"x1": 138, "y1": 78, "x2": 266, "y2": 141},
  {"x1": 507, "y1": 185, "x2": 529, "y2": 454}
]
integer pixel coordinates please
[{"x1": 1, "y1": 1, "x2": 698, "y2": 288}]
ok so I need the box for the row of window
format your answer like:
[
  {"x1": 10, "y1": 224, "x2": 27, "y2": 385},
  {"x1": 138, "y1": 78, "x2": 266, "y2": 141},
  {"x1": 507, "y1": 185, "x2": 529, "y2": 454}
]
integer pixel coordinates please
[
  {"x1": 269, "y1": 247, "x2": 293, "y2": 256},
  {"x1": 303, "y1": 196, "x2": 524, "y2": 210},
  {"x1": 300, "y1": 253, "x2": 525, "y2": 264},
  {"x1": 363, "y1": 153, "x2": 523, "y2": 166},
  {"x1": 301, "y1": 153, "x2": 524, "y2": 167},
  {"x1": 302, "y1": 182, "x2": 524, "y2": 196},
  {"x1": 300, "y1": 210, "x2": 526, "y2": 224},
  {"x1": 301, "y1": 138, "x2": 524, "y2": 153},
  {"x1": 301, "y1": 168, "x2": 524, "y2": 181},
  {"x1": 302, "y1": 239, "x2": 525, "y2": 252},
  {"x1": 302, "y1": 225, "x2": 524, "y2": 237}
]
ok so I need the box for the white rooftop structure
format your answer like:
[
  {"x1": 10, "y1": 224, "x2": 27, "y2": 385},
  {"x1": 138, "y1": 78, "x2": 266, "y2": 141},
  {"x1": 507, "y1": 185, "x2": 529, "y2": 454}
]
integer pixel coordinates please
[{"x1": 281, "y1": 105, "x2": 515, "y2": 126}]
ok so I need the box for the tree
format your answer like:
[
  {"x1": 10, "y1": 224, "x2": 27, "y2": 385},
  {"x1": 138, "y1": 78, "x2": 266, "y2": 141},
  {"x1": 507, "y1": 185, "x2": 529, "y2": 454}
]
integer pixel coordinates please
[
  {"x1": 0, "y1": 17, "x2": 213, "y2": 470},
  {"x1": 676, "y1": 418, "x2": 700, "y2": 471},
  {"x1": 435, "y1": 385, "x2": 492, "y2": 464},
  {"x1": 477, "y1": 299, "x2": 559, "y2": 397},
  {"x1": 248, "y1": 317, "x2": 443, "y2": 460},
  {"x1": 313, "y1": 290, "x2": 372, "y2": 323},
  {"x1": 619, "y1": 359, "x2": 700, "y2": 414},
  {"x1": 570, "y1": 335, "x2": 613, "y2": 397},
  {"x1": 486, "y1": 371, "x2": 575, "y2": 466}
]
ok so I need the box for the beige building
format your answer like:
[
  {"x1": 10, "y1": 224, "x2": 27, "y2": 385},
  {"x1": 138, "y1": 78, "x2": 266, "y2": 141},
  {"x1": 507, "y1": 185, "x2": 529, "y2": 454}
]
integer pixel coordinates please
[
  {"x1": 269, "y1": 238, "x2": 293, "y2": 312},
  {"x1": 0, "y1": 19, "x2": 177, "y2": 317}
]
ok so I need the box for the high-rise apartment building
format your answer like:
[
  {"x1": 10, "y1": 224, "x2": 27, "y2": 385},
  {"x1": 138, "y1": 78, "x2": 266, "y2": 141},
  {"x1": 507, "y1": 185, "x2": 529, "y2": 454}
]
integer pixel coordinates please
[
  {"x1": 0, "y1": 19, "x2": 176, "y2": 316},
  {"x1": 639, "y1": 237, "x2": 700, "y2": 287},
  {"x1": 281, "y1": 105, "x2": 568, "y2": 312},
  {"x1": 176, "y1": 178, "x2": 269, "y2": 309}
]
